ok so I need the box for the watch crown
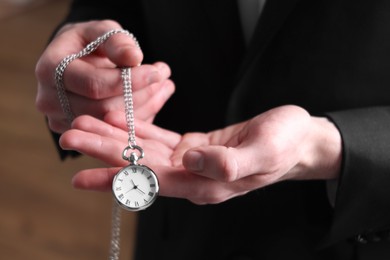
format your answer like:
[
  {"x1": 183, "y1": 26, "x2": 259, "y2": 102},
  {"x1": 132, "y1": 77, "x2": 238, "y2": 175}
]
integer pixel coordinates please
[{"x1": 129, "y1": 152, "x2": 139, "y2": 165}]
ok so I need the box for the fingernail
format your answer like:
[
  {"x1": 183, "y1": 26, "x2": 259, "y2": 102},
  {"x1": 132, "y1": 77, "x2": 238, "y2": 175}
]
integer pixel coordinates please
[{"x1": 185, "y1": 151, "x2": 204, "y2": 172}]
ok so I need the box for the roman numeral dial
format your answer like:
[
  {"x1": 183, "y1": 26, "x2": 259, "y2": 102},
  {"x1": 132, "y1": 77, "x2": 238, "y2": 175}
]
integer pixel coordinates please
[{"x1": 112, "y1": 164, "x2": 159, "y2": 211}]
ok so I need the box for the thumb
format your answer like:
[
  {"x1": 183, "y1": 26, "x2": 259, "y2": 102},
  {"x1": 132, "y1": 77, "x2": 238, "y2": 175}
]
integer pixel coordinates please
[
  {"x1": 81, "y1": 20, "x2": 143, "y2": 66},
  {"x1": 182, "y1": 145, "x2": 259, "y2": 182},
  {"x1": 102, "y1": 32, "x2": 143, "y2": 67}
]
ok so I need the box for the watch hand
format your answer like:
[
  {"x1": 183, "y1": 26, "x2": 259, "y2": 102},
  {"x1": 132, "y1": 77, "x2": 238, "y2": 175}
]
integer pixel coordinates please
[
  {"x1": 125, "y1": 188, "x2": 135, "y2": 194},
  {"x1": 136, "y1": 187, "x2": 145, "y2": 195}
]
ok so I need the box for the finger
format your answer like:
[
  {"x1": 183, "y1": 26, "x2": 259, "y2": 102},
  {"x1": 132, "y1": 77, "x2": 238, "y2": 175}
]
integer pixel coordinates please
[
  {"x1": 104, "y1": 111, "x2": 181, "y2": 149},
  {"x1": 60, "y1": 128, "x2": 128, "y2": 166},
  {"x1": 134, "y1": 79, "x2": 175, "y2": 122},
  {"x1": 72, "y1": 167, "x2": 121, "y2": 192},
  {"x1": 71, "y1": 114, "x2": 128, "y2": 141},
  {"x1": 36, "y1": 82, "x2": 68, "y2": 133},
  {"x1": 135, "y1": 118, "x2": 182, "y2": 150},
  {"x1": 71, "y1": 94, "x2": 124, "y2": 119},
  {"x1": 63, "y1": 63, "x2": 170, "y2": 100},
  {"x1": 47, "y1": 118, "x2": 69, "y2": 134},
  {"x1": 170, "y1": 132, "x2": 209, "y2": 167},
  {"x1": 152, "y1": 62, "x2": 172, "y2": 80},
  {"x1": 41, "y1": 88, "x2": 124, "y2": 123},
  {"x1": 63, "y1": 61, "x2": 121, "y2": 99},
  {"x1": 82, "y1": 20, "x2": 143, "y2": 66},
  {"x1": 182, "y1": 145, "x2": 266, "y2": 182}
]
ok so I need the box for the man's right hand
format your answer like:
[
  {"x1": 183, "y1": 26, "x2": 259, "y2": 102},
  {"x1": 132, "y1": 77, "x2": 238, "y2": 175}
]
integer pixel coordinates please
[{"x1": 35, "y1": 20, "x2": 174, "y2": 133}]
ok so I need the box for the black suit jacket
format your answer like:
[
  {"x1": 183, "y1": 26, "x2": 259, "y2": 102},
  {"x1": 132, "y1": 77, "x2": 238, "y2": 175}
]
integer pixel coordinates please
[{"x1": 57, "y1": 0, "x2": 390, "y2": 259}]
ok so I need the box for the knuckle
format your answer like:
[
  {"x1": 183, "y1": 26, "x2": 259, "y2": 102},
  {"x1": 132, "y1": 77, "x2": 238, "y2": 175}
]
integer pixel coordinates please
[
  {"x1": 100, "y1": 99, "x2": 121, "y2": 115},
  {"x1": 34, "y1": 59, "x2": 45, "y2": 80},
  {"x1": 35, "y1": 94, "x2": 46, "y2": 113},
  {"x1": 219, "y1": 148, "x2": 238, "y2": 182},
  {"x1": 84, "y1": 75, "x2": 104, "y2": 99},
  {"x1": 35, "y1": 91, "x2": 55, "y2": 114},
  {"x1": 35, "y1": 58, "x2": 53, "y2": 85},
  {"x1": 145, "y1": 82, "x2": 160, "y2": 98}
]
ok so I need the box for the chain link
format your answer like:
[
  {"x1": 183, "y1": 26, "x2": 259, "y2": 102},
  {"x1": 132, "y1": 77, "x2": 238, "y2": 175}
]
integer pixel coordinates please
[{"x1": 54, "y1": 29, "x2": 141, "y2": 260}]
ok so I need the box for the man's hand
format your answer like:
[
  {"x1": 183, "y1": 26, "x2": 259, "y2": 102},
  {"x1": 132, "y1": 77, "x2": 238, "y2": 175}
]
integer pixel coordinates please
[
  {"x1": 171, "y1": 105, "x2": 342, "y2": 203},
  {"x1": 35, "y1": 20, "x2": 174, "y2": 133}
]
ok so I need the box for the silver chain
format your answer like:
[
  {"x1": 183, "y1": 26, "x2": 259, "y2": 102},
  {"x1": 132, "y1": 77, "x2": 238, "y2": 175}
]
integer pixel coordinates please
[
  {"x1": 108, "y1": 196, "x2": 122, "y2": 260},
  {"x1": 54, "y1": 29, "x2": 141, "y2": 260},
  {"x1": 121, "y1": 67, "x2": 137, "y2": 147}
]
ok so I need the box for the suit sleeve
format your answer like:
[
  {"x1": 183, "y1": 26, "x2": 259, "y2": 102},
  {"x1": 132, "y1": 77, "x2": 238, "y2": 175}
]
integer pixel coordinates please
[{"x1": 324, "y1": 107, "x2": 390, "y2": 244}]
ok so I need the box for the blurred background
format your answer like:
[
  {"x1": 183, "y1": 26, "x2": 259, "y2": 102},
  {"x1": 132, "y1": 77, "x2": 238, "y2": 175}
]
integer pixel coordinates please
[{"x1": 0, "y1": 0, "x2": 136, "y2": 259}]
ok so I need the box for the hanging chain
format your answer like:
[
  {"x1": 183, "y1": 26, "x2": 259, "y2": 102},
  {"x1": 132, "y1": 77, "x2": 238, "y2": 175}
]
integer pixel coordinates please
[
  {"x1": 108, "y1": 196, "x2": 122, "y2": 260},
  {"x1": 121, "y1": 67, "x2": 137, "y2": 147},
  {"x1": 54, "y1": 29, "x2": 141, "y2": 260}
]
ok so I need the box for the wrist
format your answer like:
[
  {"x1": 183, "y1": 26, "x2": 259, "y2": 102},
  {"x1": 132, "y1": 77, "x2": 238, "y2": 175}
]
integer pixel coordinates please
[{"x1": 292, "y1": 116, "x2": 342, "y2": 180}]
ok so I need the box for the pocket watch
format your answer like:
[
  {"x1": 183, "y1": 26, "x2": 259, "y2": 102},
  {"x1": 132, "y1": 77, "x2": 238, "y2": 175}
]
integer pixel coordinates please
[{"x1": 112, "y1": 145, "x2": 159, "y2": 211}]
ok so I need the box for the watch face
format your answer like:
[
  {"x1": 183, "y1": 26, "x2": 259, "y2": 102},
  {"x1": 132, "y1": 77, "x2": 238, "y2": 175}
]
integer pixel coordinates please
[{"x1": 112, "y1": 164, "x2": 159, "y2": 211}]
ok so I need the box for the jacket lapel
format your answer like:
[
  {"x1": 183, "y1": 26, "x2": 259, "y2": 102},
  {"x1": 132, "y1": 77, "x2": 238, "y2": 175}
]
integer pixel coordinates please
[
  {"x1": 201, "y1": 0, "x2": 303, "y2": 79},
  {"x1": 226, "y1": 0, "x2": 302, "y2": 123}
]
